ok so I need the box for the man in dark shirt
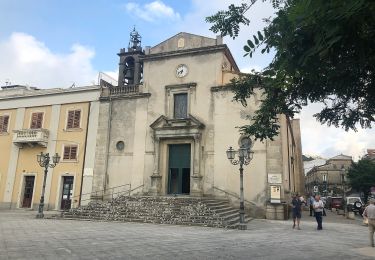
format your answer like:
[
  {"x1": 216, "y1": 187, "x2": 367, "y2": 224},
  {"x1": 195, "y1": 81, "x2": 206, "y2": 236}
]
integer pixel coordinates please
[{"x1": 291, "y1": 193, "x2": 302, "y2": 230}]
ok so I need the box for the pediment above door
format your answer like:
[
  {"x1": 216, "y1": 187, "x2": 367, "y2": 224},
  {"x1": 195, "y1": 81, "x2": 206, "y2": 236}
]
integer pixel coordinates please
[{"x1": 150, "y1": 114, "x2": 205, "y2": 139}]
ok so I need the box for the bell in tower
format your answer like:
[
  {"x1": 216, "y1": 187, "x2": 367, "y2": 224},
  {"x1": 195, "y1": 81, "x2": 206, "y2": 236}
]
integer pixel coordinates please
[{"x1": 117, "y1": 27, "x2": 144, "y2": 87}]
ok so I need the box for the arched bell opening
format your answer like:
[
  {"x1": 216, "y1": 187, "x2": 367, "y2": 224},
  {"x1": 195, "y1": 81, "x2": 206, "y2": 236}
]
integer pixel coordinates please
[{"x1": 123, "y1": 56, "x2": 135, "y2": 85}]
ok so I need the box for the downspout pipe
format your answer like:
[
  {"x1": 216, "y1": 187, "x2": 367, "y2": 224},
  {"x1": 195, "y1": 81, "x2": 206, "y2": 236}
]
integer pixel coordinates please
[
  {"x1": 104, "y1": 94, "x2": 113, "y2": 192},
  {"x1": 79, "y1": 102, "x2": 91, "y2": 207}
]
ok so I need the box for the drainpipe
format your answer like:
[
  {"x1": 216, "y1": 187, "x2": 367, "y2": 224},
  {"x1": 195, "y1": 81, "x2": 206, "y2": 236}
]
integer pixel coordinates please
[
  {"x1": 78, "y1": 102, "x2": 91, "y2": 207},
  {"x1": 104, "y1": 94, "x2": 113, "y2": 193},
  {"x1": 286, "y1": 119, "x2": 291, "y2": 191}
]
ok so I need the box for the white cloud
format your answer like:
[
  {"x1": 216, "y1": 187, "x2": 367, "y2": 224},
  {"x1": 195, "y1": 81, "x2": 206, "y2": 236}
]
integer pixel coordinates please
[
  {"x1": 0, "y1": 32, "x2": 97, "y2": 88},
  {"x1": 125, "y1": 1, "x2": 180, "y2": 22},
  {"x1": 298, "y1": 103, "x2": 375, "y2": 160},
  {"x1": 177, "y1": 0, "x2": 276, "y2": 71},
  {"x1": 178, "y1": 2, "x2": 375, "y2": 160}
]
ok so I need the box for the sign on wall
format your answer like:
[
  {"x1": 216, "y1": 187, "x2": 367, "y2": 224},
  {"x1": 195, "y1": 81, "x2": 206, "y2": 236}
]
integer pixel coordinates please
[
  {"x1": 270, "y1": 185, "x2": 281, "y2": 203},
  {"x1": 268, "y1": 174, "x2": 282, "y2": 184}
]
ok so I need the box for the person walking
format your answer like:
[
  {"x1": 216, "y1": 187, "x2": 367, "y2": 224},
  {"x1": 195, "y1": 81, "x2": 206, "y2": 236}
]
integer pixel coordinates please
[
  {"x1": 291, "y1": 193, "x2": 302, "y2": 230},
  {"x1": 363, "y1": 198, "x2": 375, "y2": 247},
  {"x1": 313, "y1": 195, "x2": 324, "y2": 230}
]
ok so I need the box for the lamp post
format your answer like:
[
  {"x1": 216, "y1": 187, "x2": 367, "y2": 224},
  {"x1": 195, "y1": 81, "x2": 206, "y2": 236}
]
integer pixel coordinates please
[
  {"x1": 313, "y1": 177, "x2": 319, "y2": 195},
  {"x1": 322, "y1": 172, "x2": 328, "y2": 197},
  {"x1": 340, "y1": 167, "x2": 347, "y2": 214},
  {"x1": 226, "y1": 144, "x2": 254, "y2": 230},
  {"x1": 36, "y1": 152, "x2": 60, "y2": 218}
]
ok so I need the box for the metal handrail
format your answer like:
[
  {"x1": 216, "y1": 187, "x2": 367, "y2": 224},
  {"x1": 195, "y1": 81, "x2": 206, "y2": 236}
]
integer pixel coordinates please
[
  {"x1": 63, "y1": 183, "x2": 131, "y2": 211},
  {"x1": 213, "y1": 186, "x2": 257, "y2": 206}
]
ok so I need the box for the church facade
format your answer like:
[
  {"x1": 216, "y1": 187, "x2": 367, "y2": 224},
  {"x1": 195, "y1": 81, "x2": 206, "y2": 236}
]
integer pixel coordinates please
[
  {"x1": 0, "y1": 31, "x2": 304, "y2": 217},
  {"x1": 91, "y1": 31, "x2": 304, "y2": 217}
]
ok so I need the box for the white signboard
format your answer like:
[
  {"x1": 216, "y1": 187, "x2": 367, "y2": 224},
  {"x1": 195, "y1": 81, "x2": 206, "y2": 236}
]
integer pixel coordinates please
[
  {"x1": 313, "y1": 186, "x2": 319, "y2": 193},
  {"x1": 268, "y1": 174, "x2": 282, "y2": 184},
  {"x1": 270, "y1": 185, "x2": 281, "y2": 203}
]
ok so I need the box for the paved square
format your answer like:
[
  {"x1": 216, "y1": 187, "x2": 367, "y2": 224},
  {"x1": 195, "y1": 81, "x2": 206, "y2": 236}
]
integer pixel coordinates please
[{"x1": 0, "y1": 210, "x2": 374, "y2": 259}]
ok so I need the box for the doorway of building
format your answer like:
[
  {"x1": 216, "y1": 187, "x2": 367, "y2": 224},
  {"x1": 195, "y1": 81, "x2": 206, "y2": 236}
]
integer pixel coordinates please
[
  {"x1": 168, "y1": 144, "x2": 191, "y2": 194},
  {"x1": 60, "y1": 176, "x2": 74, "y2": 210},
  {"x1": 22, "y1": 176, "x2": 35, "y2": 208}
]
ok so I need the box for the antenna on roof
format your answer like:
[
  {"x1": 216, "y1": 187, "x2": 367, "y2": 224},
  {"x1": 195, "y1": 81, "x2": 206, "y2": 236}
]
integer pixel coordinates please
[{"x1": 5, "y1": 79, "x2": 11, "y2": 86}]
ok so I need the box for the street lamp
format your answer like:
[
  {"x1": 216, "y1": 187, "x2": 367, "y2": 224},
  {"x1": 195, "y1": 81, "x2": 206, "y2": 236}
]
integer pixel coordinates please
[
  {"x1": 313, "y1": 177, "x2": 319, "y2": 195},
  {"x1": 36, "y1": 152, "x2": 60, "y2": 218},
  {"x1": 340, "y1": 166, "x2": 347, "y2": 213},
  {"x1": 322, "y1": 172, "x2": 328, "y2": 197},
  {"x1": 226, "y1": 144, "x2": 254, "y2": 230}
]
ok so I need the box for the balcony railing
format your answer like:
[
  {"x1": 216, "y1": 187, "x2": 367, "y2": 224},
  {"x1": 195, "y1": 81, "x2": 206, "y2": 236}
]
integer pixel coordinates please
[
  {"x1": 13, "y1": 128, "x2": 49, "y2": 147},
  {"x1": 109, "y1": 84, "x2": 141, "y2": 96}
]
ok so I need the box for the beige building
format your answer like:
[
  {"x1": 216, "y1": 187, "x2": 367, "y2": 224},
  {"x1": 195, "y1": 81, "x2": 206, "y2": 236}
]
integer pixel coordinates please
[
  {"x1": 92, "y1": 32, "x2": 304, "y2": 217},
  {"x1": 0, "y1": 85, "x2": 100, "y2": 210},
  {"x1": 365, "y1": 149, "x2": 375, "y2": 160},
  {"x1": 305, "y1": 154, "x2": 352, "y2": 196}
]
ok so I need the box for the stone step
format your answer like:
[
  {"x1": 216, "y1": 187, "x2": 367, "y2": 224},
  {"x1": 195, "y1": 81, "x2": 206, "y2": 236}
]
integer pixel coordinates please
[
  {"x1": 212, "y1": 207, "x2": 238, "y2": 215},
  {"x1": 221, "y1": 212, "x2": 241, "y2": 221},
  {"x1": 203, "y1": 200, "x2": 229, "y2": 206},
  {"x1": 64, "y1": 213, "x2": 223, "y2": 222},
  {"x1": 61, "y1": 195, "x2": 250, "y2": 229},
  {"x1": 207, "y1": 204, "x2": 233, "y2": 211}
]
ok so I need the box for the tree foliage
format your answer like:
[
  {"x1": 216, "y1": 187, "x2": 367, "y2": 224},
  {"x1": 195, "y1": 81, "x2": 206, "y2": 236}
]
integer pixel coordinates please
[
  {"x1": 347, "y1": 158, "x2": 375, "y2": 195},
  {"x1": 206, "y1": 0, "x2": 375, "y2": 140}
]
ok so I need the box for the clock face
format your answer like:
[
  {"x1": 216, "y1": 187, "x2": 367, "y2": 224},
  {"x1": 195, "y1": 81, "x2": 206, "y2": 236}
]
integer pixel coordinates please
[{"x1": 176, "y1": 64, "x2": 188, "y2": 78}]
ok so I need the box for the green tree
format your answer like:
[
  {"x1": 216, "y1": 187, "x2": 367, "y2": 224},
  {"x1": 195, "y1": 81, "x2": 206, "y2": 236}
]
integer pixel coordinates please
[
  {"x1": 347, "y1": 159, "x2": 375, "y2": 196},
  {"x1": 206, "y1": 0, "x2": 375, "y2": 140}
]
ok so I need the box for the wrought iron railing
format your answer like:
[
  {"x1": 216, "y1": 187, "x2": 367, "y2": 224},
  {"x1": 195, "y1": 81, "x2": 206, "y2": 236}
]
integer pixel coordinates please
[
  {"x1": 63, "y1": 184, "x2": 144, "y2": 211},
  {"x1": 213, "y1": 186, "x2": 257, "y2": 206}
]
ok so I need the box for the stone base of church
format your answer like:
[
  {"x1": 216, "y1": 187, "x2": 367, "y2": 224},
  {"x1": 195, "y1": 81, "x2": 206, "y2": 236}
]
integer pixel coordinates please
[
  {"x1": 149, "y1": 175, "x2": 162, "y2": 195},
  {"x1": 190, "y1": 175, "x2": 203, "y2": 197}
]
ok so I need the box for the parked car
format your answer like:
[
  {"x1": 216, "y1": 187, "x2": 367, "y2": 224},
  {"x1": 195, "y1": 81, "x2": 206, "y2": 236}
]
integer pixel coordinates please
[
  {"x1": 346, "y1": 197, "x2": 364, "y2": 215},
  {"x1": 327, "y1": 196, "x2": 343, "y2": 210}
]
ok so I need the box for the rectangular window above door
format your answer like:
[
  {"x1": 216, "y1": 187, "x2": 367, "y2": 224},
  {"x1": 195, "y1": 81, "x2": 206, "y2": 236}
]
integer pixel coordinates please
[
  {"x1": 63, "y1": 145, "x2": 78, "y2": 161},
  {"x1": 0, "y1": 115, "x2": 9, "y2": 133},
  {"x1": 66, "y1": 110, "x2": 81, "y2": 129},
  {"x1": 30, "y1": 112, "x2": 43, "y2": 129},
  {"x1": 174, "y1": 93, "x2": 188, "y2": 119}
]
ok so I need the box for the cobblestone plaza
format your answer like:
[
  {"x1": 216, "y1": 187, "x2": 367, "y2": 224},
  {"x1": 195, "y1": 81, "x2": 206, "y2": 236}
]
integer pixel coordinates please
[{"x1": 0, "y1": 210, "x2": 374, "y2": 260}]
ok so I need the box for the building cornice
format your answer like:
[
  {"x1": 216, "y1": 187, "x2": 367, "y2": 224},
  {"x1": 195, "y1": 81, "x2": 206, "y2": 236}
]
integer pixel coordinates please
[
  {"x1": 100, "y1": 93, "x2": 151, "y2": 101},
  {"x1": 0, "y1": 85, "x2": 101, "y2": 100},
  {"x1": 0, "y1": 86, "x2": 101, "y2": 110},
  {"x1": 141, "y1": 44, "x2": 240, "y2": 72}
]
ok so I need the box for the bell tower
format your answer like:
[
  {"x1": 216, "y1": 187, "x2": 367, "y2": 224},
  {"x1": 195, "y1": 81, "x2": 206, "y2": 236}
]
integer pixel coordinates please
[{"x1": 118, "y1": 28, "x2": 144, "y2": 86}]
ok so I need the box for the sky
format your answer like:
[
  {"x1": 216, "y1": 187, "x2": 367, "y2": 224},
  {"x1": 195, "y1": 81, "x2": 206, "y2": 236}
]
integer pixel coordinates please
[{"x1": 0, "y1": 0, "x2": 374, "y2": 160}]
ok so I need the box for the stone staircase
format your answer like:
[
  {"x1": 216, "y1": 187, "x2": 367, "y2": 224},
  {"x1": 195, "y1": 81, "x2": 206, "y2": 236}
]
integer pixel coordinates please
[{"x1": 60, "y1": 195, "x2": 251, "y2": 229}]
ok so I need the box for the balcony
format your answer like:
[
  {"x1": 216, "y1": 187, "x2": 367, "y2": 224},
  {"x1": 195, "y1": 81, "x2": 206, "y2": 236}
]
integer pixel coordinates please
[
  {"x1": 100, "y1": 84, "x2": 150, "y2": 101},
  {"x1": 13, "y1": 129, "x2": 49, "y2": 147},
  {"x1": 109, "y1": 84, "x2": 141, "y2": 95}
]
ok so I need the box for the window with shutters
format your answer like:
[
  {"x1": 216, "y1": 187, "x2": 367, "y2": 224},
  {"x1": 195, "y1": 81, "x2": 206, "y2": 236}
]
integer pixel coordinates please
[
  {"x1": 63, "y1": 145, "x2": 78, "y2": 161},
  {"x1": 30, "y1": 112, "x2": 43, "y2": 129},
  {"x1": 66, "y1": 110, "x2": 81, "y2": 129},
  {"x1": 0, "y1": 115, "x2": 10, "y2": 133},
  {"x1": 173, "y1": 93, "x2": 188, "y2": 119}
]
